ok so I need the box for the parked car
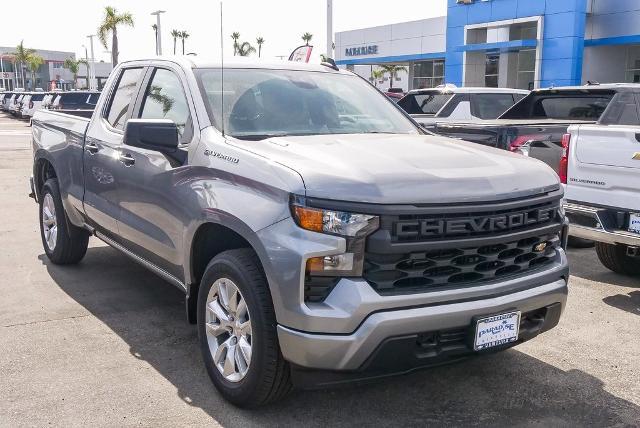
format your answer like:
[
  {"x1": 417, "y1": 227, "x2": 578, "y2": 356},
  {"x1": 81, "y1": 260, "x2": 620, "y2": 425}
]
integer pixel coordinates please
[
  {"x1": 40, "y1": 92, "x2": 57, "y2": 110},
  {"x1": 397, "y1": 85, "x2": 529, "y2": 128},
  {"x1": 383, "y1": 91, "x2": 404, "y2": 103},
  {"x1": 563, "y1": 88, "x2": 640, "y2": 275},
  {"x1": 9, "y1": 93, "x2": 26, "y2": 116},
  {"x1": 430, "y1": 84, "x2": 623, "y2": 172},
  {"x1": 1, "y1": 92, "x2": 15, "y2": 111},
  {"x1": 50, "y1": 91, "x2": 100, "y2": 116},
  {"x1": 31, "y1": 57, "x2": 569, "y2": 407},
  {"x1": 20, "y1": 92, "x2": 48, "y2": 119}
]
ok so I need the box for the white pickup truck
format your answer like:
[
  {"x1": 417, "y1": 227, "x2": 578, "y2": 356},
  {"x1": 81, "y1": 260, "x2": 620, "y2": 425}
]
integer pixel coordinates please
[{"x1": 564, "y1": 88, "x2": 640, "y2": 275}]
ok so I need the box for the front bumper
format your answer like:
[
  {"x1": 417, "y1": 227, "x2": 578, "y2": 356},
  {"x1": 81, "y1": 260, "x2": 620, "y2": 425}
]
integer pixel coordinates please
[
  {"x1": 278, "y1": 277, "x2": 567, "y2": 374},
  {"x1": 566, "y1": 202, "x2": 640, "y2": 246}
]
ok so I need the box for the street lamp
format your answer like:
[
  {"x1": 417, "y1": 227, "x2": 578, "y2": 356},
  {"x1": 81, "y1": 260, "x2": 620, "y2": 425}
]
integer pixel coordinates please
[
  {"x1": 150, "y1": 10, "x2": 166, "y2": 56},
  {"x1": 81, "y1": 45, "x2": 90, "y2": 89},
  {"x1": 86, "y1": 35, "x2": 96, "y2": 90}
]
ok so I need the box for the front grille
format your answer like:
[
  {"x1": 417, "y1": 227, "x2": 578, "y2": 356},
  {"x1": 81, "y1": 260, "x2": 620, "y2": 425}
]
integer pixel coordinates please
[
  {"x1": 364, "y1": 233, "x2": 560, "y2": 294},
  {"x1": 387, "y1": 199, "x2": 561, "y2": 242}
]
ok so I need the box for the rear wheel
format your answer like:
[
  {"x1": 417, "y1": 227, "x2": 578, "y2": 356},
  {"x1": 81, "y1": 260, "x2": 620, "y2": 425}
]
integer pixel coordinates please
[
  {"x1": 595, "y1": 242, "x2": 640, "y2": 276},
  {"x1": 197, "y1": 248, "x2": 292, "y2": 407},
  {"x1": 39, "y1": 179, "x2": 89, "y2": 264}
]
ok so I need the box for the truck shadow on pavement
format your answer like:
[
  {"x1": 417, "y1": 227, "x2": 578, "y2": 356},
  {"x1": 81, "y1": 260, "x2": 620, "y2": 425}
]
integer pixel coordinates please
[
  {"x1": 39, "y1": 245, "x2": 640, "y2": 427},
  {"x1": 567, "y1": 247, "x2": 640, "y2": 288}
]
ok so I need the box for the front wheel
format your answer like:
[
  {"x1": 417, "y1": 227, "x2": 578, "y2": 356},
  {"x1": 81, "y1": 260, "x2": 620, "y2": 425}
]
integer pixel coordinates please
[
  {"x1": 197, "y1": 248, "x2": 291, "y2": 407},
  {"x1": 595, "y1": 242, "x2": 640, "y2": 276},
  {"x1": 39, "y1": 178, "x2": 89, "y2": 264}
]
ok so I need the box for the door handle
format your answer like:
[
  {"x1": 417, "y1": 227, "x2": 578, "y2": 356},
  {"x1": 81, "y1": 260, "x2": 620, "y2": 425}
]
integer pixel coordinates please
[
  {"x1": 85, "y1": 142, "x2": 99, "y2": 154},
  {"x1": 119, "y1": 153, "x2": 135, "y2": 167}
]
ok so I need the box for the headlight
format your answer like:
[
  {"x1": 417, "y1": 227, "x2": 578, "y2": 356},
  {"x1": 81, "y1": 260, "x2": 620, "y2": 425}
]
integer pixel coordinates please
[
  {"x1": 291, "y1": 196, "x2": 379, "y2": 277},
  {"x1": 292, "y1": 205, "x2": 378, "y2": 237}
]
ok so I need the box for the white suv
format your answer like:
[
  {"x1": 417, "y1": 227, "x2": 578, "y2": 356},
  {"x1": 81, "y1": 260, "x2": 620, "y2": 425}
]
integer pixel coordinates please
[{"x1": 397, "y1": 85, "x2": 529, "y2": 129}]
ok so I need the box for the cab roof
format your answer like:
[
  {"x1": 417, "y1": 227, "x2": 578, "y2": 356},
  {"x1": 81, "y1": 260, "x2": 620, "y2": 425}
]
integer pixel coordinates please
[{"x1": 118, "y1": 56, "x2": 347, "y2": 74}]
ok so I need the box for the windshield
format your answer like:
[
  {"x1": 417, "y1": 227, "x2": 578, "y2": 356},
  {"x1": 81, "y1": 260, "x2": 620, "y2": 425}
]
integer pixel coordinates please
[
  {"x1": 397, "y1": 92, "x2": 453, "y2": 115},
  {"x1": 195, "y1": 68, "x2": 418, "y2": 139}
]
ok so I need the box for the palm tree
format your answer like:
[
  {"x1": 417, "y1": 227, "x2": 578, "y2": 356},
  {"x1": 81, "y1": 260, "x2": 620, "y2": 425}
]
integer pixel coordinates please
[
  {"x1": 152, "y1": 24, "x2": 158, "y2": 54},
  {"x1": 236, "y1": 42, "x2": 256, "y2": 57},
  {"x1": 256, "y1": 37, "x2": 264, "y2": 58},
  {"x1": 11, "y1": 41, "x2": 35, "y2": 89},
  {"x1": 231, "y1": 32, "x2": 240, "y2": 55},
  {"x1": 302, "y1": 32, "x2": 313, "y2": 46},
  {"x1": 180, "y1": 31, "x2": 190, "y2": 55},
  {"x1": 371, "y1": 69, "x2": 385, "y2": 87},
  {"x1": 63, "y1": 58, "x2": 89, "y2": 89},
  {"x1": 97, "y1": 6, "x2": 134, "y2": 67},
  {"x1": 380, "y1": 64, "x2": 408, "y2": 89},
  {"x1": 27, "y1": 54, "x2": 44, "y2": 90},
  {"x1": 171, "y1": 29, "x2": 180, "y2": 55}
]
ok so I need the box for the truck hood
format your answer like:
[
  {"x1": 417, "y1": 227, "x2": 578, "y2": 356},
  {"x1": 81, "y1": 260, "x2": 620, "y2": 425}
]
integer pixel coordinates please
[{"x1": 234, "y1": 133, "x2": 560, "y2": 204}]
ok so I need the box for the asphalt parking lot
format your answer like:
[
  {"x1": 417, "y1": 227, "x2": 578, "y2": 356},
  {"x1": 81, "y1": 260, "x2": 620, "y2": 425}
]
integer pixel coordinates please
[{"x1": 0, "y1": 112, "x2": 638, "y2": 427}]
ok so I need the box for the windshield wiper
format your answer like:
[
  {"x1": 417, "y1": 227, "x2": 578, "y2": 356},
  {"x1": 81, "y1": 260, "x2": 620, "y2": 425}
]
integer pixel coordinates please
[{"x1": 231, "y1": 133, "x2": 288, "y2": 141}]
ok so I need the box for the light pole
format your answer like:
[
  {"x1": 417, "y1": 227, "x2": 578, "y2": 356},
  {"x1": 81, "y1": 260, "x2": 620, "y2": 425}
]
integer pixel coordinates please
[
  {"x1": 87, "y1": 35, "x2": 96, "y2": 90},
  {"x1": 151, "y1": 10, "x2": 166, "y2": 55},
  {"x1": 0, "y1": 51, "x2": 5, "y2": 90},
  {"x1": 326, "y1": 0, "x2": 333, "y2": 59},
  {"x1": 82, "y1": 45, "x2": 90, "y2": 89}
]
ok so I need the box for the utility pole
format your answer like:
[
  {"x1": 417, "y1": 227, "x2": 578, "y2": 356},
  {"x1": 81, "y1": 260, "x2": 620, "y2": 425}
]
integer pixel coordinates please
[
  {"x1": 326, "y1": 0, "x2": 333, "y2": 59},
  {"x1": 82, "y1": 45, "x2": 89, "y2": 89},
  {"x1": 87, "y1": 35, "x2": 96, "y2": 90},
  {"x1": 0, "y1": 51, "x2": 5, "y2": 90},
  {"x1": 151, "y1": 10, "x2": 166, "y2": 55}
]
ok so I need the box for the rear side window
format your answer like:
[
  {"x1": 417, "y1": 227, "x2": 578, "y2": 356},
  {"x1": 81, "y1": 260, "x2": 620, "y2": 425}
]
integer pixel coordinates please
[
  {"x1": 106, "y1": 68, "x2": 143, "y2": 130},
  {"x1": 31, "y1": 94, "x2": 45, "y2": 101},
  {"x1": 471, "y1": 94, "x2": 517, "y2": 119},
  {"x1": 397, "y1": 93, "x2": 453, "y2": 115},
  {"x1": 139, "y1": 68, "x2": 192, "y2": 142},
  {"x1": 599, "y1": 92, "x2": 640, "y2": 126},
  {"x1": 502, "y1": 91, "x2": 615, "y2": 120},
  {"x1": 538, "y1": 97, "x2": 610, "y2": 119}
]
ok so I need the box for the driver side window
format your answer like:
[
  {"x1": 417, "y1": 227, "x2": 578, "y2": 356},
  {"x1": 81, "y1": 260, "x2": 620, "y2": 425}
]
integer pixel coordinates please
[{"x1": 139, "y1": 68, "x2": 193, "y2": 144}]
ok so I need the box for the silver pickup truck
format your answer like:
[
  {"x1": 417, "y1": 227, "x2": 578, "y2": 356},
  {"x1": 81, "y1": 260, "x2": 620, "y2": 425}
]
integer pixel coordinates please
[{"x1": 30, "y1": 57, "x2": 569, "y2": 407}]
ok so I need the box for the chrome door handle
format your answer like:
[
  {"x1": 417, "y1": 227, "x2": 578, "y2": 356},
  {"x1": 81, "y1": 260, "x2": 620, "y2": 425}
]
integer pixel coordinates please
[
  {"x1": 119, "y1": 153, "x2": 135, "y2": 167},
  {"x1": 85, "y1": 142, "x2": 99, "y2": 154}
]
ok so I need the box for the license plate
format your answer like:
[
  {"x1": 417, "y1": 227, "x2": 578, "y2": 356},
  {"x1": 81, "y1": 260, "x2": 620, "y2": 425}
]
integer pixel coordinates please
[
  {"x1": 629, "y1": 213, "x2": 640, "y2": 234},
  {"x1": 474, "y1": 311, "x2": 520, "y2": 351}
]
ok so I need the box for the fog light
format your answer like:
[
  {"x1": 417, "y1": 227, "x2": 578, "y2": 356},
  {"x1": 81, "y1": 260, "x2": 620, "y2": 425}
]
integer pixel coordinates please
[{"x1": 306, "y1": 253, "x2": 355, "y2": 275}]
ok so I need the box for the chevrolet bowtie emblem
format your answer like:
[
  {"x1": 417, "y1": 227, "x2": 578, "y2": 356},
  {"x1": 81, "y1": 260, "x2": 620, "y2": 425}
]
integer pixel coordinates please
[
  {"x1": 633, "y1": 152, "x2": 640, "y2": 160},
  {"x1": 533, "y1": 242, "x2": 548, "y2": 253}
]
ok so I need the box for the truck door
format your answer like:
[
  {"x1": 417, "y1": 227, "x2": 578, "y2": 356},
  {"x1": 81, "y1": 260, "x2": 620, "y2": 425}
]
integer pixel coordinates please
[
  {"x1": 568, "y1": 91, "x2": 640, "y2": 211},
  {"x1": 83, "y1": 66, "x2": 145, "y2": 235},
  {"x1": 113, "y1": 66, "x2": 196, "y2": 278}
]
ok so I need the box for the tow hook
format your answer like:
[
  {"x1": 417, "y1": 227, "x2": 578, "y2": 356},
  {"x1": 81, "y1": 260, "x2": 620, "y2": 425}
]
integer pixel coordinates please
[{"x1": 626, "y1": 246, "x2": 640, "y2": 258}]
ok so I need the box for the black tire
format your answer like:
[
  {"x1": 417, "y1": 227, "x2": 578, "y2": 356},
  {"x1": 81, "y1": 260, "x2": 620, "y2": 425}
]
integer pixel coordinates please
[
  {"x1": 39, "y1": 178, "x2": 89, "y2": 264},
  {"x1": 197, "y1": 248, "x2": 292, "y2": 407},
  {"x1": 567, "y1": 236, "x2": 595, "y2": 249},
  {"x1": 595, "y1": 242, "x2": 640, "y2": 276}
]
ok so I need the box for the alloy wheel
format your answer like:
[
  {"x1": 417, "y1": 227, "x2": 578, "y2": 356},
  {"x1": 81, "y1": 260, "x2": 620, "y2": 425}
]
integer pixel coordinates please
[
  {"x1": 205, "y1": 278, "x2": 252, "y2": 382},
  {"x1": 42, "y1": 193, "x2": 58, "y2": 251}
]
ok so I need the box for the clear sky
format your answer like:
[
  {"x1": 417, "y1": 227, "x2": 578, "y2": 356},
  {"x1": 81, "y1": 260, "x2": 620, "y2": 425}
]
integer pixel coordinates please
[{"x1": 1, "y1": 0, "x2": 447, "y2": 62}]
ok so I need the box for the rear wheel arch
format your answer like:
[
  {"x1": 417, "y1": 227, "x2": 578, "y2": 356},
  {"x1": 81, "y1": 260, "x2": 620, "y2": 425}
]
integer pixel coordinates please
[{"x1": 34, "y1": 157, "x2": 57, "y2": 201}]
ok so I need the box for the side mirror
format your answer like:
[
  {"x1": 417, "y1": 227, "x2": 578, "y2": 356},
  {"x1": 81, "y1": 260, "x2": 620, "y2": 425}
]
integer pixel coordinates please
[{"x1": 124, "y1": 119, "x2": 179, "y2": 153}]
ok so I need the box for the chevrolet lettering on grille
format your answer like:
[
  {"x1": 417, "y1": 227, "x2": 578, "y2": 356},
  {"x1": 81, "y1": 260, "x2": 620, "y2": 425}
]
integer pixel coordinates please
[{"x1": 394, "y1": 207, "x2": 557, "y2": 239}]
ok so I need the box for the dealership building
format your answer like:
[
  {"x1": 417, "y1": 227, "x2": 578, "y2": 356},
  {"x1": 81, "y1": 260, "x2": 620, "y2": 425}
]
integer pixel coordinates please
[
  {"x1": 335, "y1": 0, "x2": 640, "y2": 92},
  {"x1": 0, "y1": 47, "x2": 113, "y2": 91}
]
